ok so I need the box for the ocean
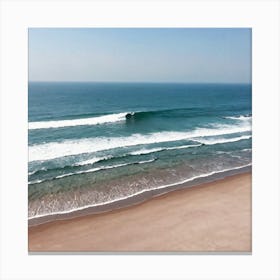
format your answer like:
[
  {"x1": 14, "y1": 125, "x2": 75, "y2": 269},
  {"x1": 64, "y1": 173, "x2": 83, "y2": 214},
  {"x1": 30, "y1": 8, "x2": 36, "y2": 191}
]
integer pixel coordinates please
[{"x1": 28, "y1": 82, "x2": 252, "y2": 222}]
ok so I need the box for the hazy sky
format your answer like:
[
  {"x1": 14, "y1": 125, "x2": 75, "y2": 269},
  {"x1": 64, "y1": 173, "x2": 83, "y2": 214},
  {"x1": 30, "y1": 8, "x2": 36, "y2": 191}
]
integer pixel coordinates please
[{"x1": 29, "y1": 28, "x2": 251, "y2": 83}]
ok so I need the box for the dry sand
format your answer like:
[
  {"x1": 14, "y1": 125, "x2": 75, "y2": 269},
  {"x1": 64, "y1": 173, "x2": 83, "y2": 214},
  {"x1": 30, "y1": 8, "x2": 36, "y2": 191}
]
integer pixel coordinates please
[{"x1": 28, "y1": 172, "x2": 251, "y2": 252}]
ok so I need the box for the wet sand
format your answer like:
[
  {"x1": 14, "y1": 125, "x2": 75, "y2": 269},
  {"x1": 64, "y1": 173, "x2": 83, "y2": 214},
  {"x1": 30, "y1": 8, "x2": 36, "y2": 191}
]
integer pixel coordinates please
[{"x1": 28, "y1": 172, "x2": 251, "y2": 252}]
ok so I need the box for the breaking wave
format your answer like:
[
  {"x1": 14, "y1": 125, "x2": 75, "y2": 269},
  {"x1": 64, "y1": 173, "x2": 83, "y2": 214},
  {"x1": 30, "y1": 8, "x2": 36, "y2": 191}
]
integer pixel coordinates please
[
  {"x1": 29, "y1": 112, "x2": 128, "y2": 130},
  {"x1": 29, "y1": 123, "x2": 251, "y2": 162}
]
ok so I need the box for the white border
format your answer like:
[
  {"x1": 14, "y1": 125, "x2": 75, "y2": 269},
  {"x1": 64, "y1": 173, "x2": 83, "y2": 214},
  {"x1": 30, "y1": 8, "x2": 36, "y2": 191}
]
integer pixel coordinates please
[{"x1": 0, "y1": 0, "x2": 279, "y2": 279}]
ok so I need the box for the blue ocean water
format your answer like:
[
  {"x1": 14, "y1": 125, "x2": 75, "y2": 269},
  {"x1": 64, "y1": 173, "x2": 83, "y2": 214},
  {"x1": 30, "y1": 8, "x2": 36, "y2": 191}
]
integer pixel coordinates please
[{"x1": 28, "y1": 82, "x2": 252, "y2": 219}]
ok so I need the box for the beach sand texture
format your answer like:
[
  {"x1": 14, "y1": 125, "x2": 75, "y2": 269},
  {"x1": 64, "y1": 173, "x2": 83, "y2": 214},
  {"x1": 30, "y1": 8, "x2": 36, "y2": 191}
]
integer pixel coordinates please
[{"x1": 29, "y1": 173, "x2": 251, "y2": 252}]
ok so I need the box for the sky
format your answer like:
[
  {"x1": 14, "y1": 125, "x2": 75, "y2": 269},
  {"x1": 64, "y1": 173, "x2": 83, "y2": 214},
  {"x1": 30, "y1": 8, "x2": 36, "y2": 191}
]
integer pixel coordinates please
[{"x1": 29, "y1": 28, "x2": 251, "y2": 83}]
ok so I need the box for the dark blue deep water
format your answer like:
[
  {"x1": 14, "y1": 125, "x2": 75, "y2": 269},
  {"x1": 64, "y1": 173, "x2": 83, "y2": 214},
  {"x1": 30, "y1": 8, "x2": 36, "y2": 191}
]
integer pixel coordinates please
[{"x1": 28, "y1": 82, "x2": 252, "y2": 218}]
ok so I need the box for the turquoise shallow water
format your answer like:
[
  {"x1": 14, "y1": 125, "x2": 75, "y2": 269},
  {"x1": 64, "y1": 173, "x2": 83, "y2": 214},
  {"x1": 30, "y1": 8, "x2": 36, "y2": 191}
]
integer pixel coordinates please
[{"x1": 28, "y1": 82, "x2": 252, "y2": 218}]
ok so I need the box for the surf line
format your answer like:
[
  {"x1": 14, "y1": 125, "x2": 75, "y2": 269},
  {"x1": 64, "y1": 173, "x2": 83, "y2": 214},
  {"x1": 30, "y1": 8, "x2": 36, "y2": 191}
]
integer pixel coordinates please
[{"x1": 28, "y1": 163, "x2": 251, "y2": 221}]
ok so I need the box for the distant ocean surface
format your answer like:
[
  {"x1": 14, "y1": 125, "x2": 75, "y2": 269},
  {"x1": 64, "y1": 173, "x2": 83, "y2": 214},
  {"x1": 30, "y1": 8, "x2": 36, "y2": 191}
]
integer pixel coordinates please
[{"x1": 28, "y1": 82, "x2": 252, "y2": 220}]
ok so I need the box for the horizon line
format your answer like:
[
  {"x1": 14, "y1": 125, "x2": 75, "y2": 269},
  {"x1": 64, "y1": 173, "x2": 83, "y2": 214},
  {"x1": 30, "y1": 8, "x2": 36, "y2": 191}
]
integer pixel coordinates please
[{"x1": 28, "y1": 80, "x2": 252, "y2": 84}]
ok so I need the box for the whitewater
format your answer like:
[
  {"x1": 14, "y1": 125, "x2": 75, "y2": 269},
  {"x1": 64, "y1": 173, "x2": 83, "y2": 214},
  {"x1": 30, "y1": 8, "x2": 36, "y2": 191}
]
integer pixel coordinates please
[{"x1": 28, "y1": 82, "x2": 252, "y2": 220}]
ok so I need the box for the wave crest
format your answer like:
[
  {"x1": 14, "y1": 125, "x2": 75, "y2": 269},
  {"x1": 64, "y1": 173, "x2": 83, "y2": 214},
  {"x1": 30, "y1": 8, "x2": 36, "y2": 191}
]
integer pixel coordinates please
[
  {"x1": 225, "y1": 114, "x2": 252, "y2": 121},
  {"x1": 29, "y1": 112, "x2": 128, "y2": 130},
  {"x1": 29, "y1": 158, "x2": 156, "y2": 184},
  {"x1": 29, "y1": 122, "x2": 251, "y2": 162}
]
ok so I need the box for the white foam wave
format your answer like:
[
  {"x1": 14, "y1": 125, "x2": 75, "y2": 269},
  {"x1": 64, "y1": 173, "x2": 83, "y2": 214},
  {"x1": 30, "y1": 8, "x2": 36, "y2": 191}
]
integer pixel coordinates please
[
  {"x1": 28, "y1": 167, "x2": 48, "y2": 176},
  {"x1": 29, "y1": 113, "x2": 128, "y2": 130},
  {"x1": 74, "y1": 156, "x2": 111, "y2": 166},
  {"x1": 29, "y1": 158, "x2": 156, "y2": 184},
  {"x1": 57, "y1": 158, "x2": 155, "y2": 179},
  {"x1": 129, "y1": 148, "x2": 165, "y2": 156},
  {"x1": 225, "y1": 115, "x2": 252, "y2": 121},
  {"x1": 129, "y1": 144, "x2": 201, "y2": 156},
  {"x1": 241, "y1": 148, "x2": 252, "y2": 152},
  {"x1": 28, "y1": 163, "x2": 251, "y2": 220},
  {"x1": 29, "y1": 123, "x2": 251, "y2": 162},
  {"x1": 29, "y1": 179, "x2": 44, "y2": 184},
  {"x1": 195, "y1": 135, "x2": 252, "y2": 145}
]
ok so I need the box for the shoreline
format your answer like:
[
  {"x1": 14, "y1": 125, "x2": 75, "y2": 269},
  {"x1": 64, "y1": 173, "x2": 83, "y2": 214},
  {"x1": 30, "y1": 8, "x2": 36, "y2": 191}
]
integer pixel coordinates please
[
  {"x1": 29, "y1": 171, "x2": 252, "y2": 252},
  {"x1": 28, "y1": 165, "x2": 251, "y2": 227}
]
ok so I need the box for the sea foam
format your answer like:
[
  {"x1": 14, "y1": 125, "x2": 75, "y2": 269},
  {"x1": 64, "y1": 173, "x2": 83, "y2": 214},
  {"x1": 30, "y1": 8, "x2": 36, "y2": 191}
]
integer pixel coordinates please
[
  {"x1": 29, "y1": 158, "x2": 156, "y2": 184},
  {"x1": 225, "y1": 115, "x2": 252, "y2": 121},
  {"x1": 29, "y1": 123, "x2": 251, "y2": 162},
  {"x1": 28, "y1": 163, "x2": 251, "y2": 219},
  {"x1": 129, "y1": 144, "x2": 201, "y2": 156},
  {"x1": 29, "y1": 112, "x2": 128, "y2": 130},
  {"x1": 195, "y1": 135, "x2": 252, "y2": 145}
]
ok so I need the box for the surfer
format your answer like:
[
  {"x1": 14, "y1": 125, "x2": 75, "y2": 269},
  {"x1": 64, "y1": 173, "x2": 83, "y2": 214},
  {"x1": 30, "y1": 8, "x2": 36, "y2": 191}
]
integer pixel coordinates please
[{"x1": 125, "y1": 113, "x2": 134, "y2": 120}]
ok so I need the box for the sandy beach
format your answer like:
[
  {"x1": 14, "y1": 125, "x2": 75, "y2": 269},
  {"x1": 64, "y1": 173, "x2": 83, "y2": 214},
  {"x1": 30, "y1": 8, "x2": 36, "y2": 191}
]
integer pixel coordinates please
[{"x1": 28, "y1": 172, "x2": 251, "y2": 252}]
